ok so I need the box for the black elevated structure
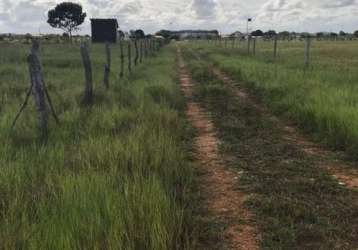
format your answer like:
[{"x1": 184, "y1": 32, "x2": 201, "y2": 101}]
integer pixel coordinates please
[{"x1": 91, "y1": 18, "x2": 118, "y2": 43}]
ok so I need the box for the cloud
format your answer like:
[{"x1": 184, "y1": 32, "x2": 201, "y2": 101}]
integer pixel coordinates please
[
  {"x1": 191, "y1": 0, "x2": 218, "y2": 19},
  {"x1": 322, "y1": 0, "x2": 356, "y2": 8},
  {"x1": 121, "y1": 1, "x2": 143, "y2": 14},
  {"x1": 264, "y1": 0, "x2": 287, "y2": 12},
  {"x1": 0, "y1": 12, "x2": 10, "y2": 22},
  {"x1": 87, "y1": 0, "x2": 111, "y2": 8},
  {"x1": 14, "y1": 1, "x2": 47, "y2": 22},
  {"x1": 0, "y1": 0, "x2": 357, "y2": 34}
]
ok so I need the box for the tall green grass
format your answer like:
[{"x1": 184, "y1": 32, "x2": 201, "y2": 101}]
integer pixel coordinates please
[
  {"x1": 0, "y1": 43, "x2": 194, "y2": 249},
  {"x1": 187, "y1": 40, "x2": 358, "y2": 157}
]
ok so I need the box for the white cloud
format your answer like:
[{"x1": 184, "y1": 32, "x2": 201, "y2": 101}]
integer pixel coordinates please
[
  {"x1": 191, "y1": 0, "x2": 218, "y2": 19},
  {"x1": 0, "y1": 0, "x2": 357, "y2": 35}
]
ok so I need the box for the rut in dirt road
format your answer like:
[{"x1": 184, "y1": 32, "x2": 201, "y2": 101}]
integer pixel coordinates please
[
  {"x1": 177, "y1": 46, "x2": 259, "y2": 250},
  {"x1": 187, "y1": 46, "x2": 358, "y2": 189},
  {"x1": 211, "y1": 68, "x2": 358, "y2": 190}
]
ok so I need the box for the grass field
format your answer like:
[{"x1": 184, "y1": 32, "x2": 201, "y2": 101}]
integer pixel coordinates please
[
  {"x1": 181, "y1": 46, "x2": 358, "y2": 249},
  {"x1": 0, "y1": 42, "x2": 197, "y2": 249},
  {"x1": 1, "y1": 39, "x2": 358, "y2": 249},
  {"x1": 186, "y1": 39, "x2": 358, "y2": 158}
]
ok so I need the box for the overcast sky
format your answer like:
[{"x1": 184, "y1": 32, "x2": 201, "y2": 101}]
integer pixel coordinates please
[{"x1": 0, "y1": 0, "x2": 357, "y2": 35}]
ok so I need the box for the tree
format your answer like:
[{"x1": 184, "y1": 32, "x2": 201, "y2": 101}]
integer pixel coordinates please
[
  {"x1": 264, "y1": 30, "x2": 277, "y2": 38},
  {"x1": 354, "y1": 30, "x2": 358, "y2": 37},
  {"x1": 301, "y1": 32, "x2": 311, "y2": 38},
  {"x1": 25, "y1": 33, "x2": 32, "y2": 43},
  {"x1": 134, "y1": 29, "x2": 145, "y2": 39},
  {"x1": 155, "y1": 30, "x2": 172, "y2": 39},
  {"x1": 330, "y1": 32, "x2": 338, "y2": 37},
  {"x1": 278, "y1": 31, "x2": 290, "y2": 38},
  {"x1": 118, "y1": 30, "x2": 125, "y2": 40},
  {"x1": 251, "y1": 30, "x2": 263, "y2": 37},
  {"x1": 339, "y1": 30, "x2": 346, "y2": 36},
  {"x1": 316, "y1": 32, "x2": 325, "y2": 38},
  {"x1": 47, "y1": 2, "x2": 86, "y2": 41}
]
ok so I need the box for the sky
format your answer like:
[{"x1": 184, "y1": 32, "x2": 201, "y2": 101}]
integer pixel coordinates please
[{"x1": 0, "y1": 0, "x2": 357, "y2": 35}]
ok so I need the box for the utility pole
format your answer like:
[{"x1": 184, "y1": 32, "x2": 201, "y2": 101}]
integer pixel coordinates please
[{"x1": 247, "y1": 18, "x2": 252, "y2": 37}]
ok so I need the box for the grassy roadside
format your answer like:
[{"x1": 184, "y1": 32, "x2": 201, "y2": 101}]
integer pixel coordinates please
[
  {"x1": 0, "y1": 44, "x2": 196, "y2": 249},
  {"x1": 185, "y1": 41, "x2": 358, "y2": 159},
  {"x1": 181, "y1": 46, "x2": 358, "y2": 249}
]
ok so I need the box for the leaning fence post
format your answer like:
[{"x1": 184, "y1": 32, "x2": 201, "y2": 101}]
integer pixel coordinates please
[
  {"x1": 128, "y1": 41, "x2": 132, "y2": 73},
  {"x1": 28, "y1": 41, "x2": 48, "y2": 140},
  {"x1": 304, "y1": 37, "x2": 311, "y2": 67},
  {"x1": 103, "y1": 42, "x2": 111, "y2": 89},
  {"x1": 273, "y1": 35, "x2": 278, "y2": 60},
  {"x1": 80, "y1": 42, "x2": 93, "y2": 105},
  {"x1": 134, "y1": 39, "x2": 139, "y2": 66}
]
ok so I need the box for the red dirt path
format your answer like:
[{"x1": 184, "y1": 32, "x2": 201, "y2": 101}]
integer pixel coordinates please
[{"x1": 177, "y1": 47, "x2": 259, "y2": 250}]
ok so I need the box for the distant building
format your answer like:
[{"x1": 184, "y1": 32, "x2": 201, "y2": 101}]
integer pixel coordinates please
[
  {"x1": 91, "y1": 18, "x2": 119, "y2": 43},
  {"x1": 230, "y1": 31, "x2": 244, "y2": 38},
  {"x1": 172, "y1": 30, "x2": 219, "y2": 40}
]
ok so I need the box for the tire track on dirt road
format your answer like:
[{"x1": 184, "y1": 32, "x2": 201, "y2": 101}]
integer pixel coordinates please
[
  {"x1": 186, "y1": 47, "x2": 358, "y2": 190},
  {"x1": 211, "y1": 68, "x2": 358, "y2": 190},
  {"x1": 177, "y1": 46, "x2": 260, "y2": 250}
]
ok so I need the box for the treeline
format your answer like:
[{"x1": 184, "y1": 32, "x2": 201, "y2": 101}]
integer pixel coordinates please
[{"x1": 237, "y1": 30, "x2": 358, "y2": 40}]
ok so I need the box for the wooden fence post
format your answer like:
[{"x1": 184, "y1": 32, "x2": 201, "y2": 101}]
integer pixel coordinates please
[
  {"x1": 144, "y1": 39, "x2": 147, "y2": 59},
  {"x1": 247, "y1": 36, "x2": 251, "y2": 54},
  {"x1": 80, "y1": 42, "x2": 93, "y2": 105},
  {"x1": 134, "y1": 39, "x2": 139, "y2": 66},
  {"x1": 28, "y1": 40, "x2": 48, "y2": 140},
  {"x1": 147, "y1": 39, "x2": 150, "y2": 57},
  {"x1": 128, "y1": 41, "x2": 132, "y2": 73},
  {"x1": 273, "y1": 35, "x2": 278, "y2": 60},
  {"x1": 304, "y1": 37, "x2": 311, "y2": 67},
  {"x1": 253, "y1": 38, "x2": 256, "y2": 55},
  {"x1": 119, "y1": 40, "x2": 124, "y2": 78},
  {"x1": 140, "y1": 39, "x2": 143, "y2": 63},
  {"x1": 153, "y1": 39, "x2": 157, "y2": 52},
  {"x1": 150, "y1": 39, "x2": 154, "y2": 54},
  {"x1": 12, "y1": 40, "x2": 59, "y2": 132},
  {"x1": 147, "y1": 39, "x2": 151, "y2": 55},
  {"x1": 103, "y1": 42, "x2": 111, "y2": 89}
]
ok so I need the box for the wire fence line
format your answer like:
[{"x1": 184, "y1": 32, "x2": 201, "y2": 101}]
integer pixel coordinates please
[
  {"x1": 7, "y1": 37, "x2": 167, "y2": 141},
  {"x1": 190, "y1": 36, "x2": 358, "y2": 68}
]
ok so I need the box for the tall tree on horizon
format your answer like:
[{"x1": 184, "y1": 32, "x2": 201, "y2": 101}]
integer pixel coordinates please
[{"x1": 47, "y1": 2, "x2": 86, "y2": 41}]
